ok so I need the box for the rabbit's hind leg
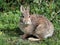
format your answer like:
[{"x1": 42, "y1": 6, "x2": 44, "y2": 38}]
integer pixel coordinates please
[
  {"x1": 28, "y1": 36, "x2": 43, "y2": 42},
  {"x1": 28, "y1": 37, "x2": 40, "y2": 42}
]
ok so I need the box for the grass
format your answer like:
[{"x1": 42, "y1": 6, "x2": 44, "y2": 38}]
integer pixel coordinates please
[
  {"x1": 0, "y1": 11, "x2": 60, "y2": 45},
  {"x1": 0, "y1": 27, "x2": 60, "y2": 45},
  {"x1": 0, "y1": 0, "x2": 60, "y2": 45},
  {"x1": 0, "y1": 13, "x2": 60, "y2": 45}
]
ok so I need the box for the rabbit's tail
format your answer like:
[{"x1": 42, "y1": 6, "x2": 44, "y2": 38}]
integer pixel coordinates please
[{"x1": 28, "y1": 37, "x2": 40, "y2": 41}]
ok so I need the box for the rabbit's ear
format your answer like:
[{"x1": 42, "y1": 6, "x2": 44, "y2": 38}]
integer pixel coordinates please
[
  {"x1": 26, "y1": 6, "x2": 30, "y2": 12},
  {"x1": 26, "y1": 6, "x2": 30, "y2": 16},
  {"x1": 20, "y1": 5, "x2": 25, "y2": 13},
  {"x1": 20, "y1": 5, "x2": 30, "y2": 17}
]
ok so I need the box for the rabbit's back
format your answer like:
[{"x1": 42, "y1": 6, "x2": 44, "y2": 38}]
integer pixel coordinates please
[{"x1": 30, "y1": 15, "x2": 54, "y2": 38}]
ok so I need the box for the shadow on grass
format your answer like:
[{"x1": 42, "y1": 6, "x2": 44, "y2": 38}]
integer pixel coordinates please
[{"x1": 0, "y1": 27, "x2": 24, "y2": 37}]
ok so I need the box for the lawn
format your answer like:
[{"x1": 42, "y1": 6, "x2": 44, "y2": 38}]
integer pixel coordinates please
[
  {"x1": 0, "y1": 25, "x2": 60, "y2": 45},
  {"x1": 0, "y1": 0, "x2": 60, "y2": 45}
]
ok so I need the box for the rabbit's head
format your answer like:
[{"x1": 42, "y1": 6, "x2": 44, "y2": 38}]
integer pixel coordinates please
[{"x1": 20, "y1": 5, "x2": 32, "y2": 25}]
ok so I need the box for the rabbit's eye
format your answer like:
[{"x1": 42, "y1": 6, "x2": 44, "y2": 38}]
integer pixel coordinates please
[{"x1": 29, "y1": 16, "x2": 30, "y2": 17}]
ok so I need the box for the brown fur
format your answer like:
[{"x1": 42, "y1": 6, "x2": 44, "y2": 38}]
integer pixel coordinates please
[{"x1": 19, "y1": 5, "x2": 54, "y2": 41}]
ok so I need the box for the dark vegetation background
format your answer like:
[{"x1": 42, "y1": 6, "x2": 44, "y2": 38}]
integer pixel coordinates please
[{"x1": 0, "y1": 0, "x2": 60, "y2": 45}]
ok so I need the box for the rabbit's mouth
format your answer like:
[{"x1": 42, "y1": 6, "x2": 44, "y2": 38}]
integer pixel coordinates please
[{"x1": 24, "y1": 24, "x2": 29, "y2": 27}]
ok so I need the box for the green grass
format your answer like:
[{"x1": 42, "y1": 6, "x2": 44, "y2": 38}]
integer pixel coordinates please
[
  {"x1": 0, "y1": 0, "x2": 60, "y2": 45},
  {"x1": 0, "y1": 27, "x2": 60, "y2": 45},
  {"x1": 0, "y1": 11, "x2": 60, "y2": 45}
]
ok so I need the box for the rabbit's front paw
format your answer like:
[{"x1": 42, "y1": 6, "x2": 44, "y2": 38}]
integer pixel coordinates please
[{"x1": 21, "y1": 34, "x2": 28, "y2": 40}]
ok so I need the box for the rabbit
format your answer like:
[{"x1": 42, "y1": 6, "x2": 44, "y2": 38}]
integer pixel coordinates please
[{"x1": 18, "y1": 5, "x2": 54, "y2": 41}]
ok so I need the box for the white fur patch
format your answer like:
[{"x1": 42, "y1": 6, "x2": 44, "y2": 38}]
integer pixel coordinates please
[
  {"x1": 44, "y1": 33, "x2": 53, "y2": 38},
  {"x1": 28, "y1": 37, "x2": 40, "y2": 41},
  {"x1": 26, "y1": 18, "x2": 32, "y2": 24}
]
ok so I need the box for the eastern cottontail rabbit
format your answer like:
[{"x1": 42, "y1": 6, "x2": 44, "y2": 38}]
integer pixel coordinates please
[{"x1": 19, "y1": 5, "x2": 54, "y2": 41}]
